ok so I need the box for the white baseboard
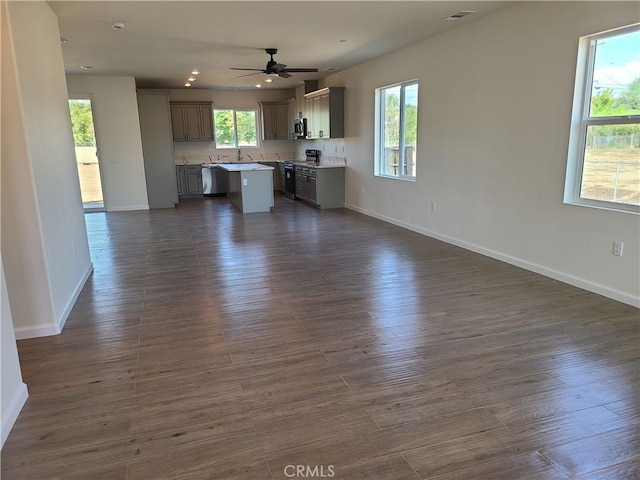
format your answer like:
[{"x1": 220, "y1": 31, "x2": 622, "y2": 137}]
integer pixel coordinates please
[
  {"x1": 1, "y1": 382, "x2": 28, "y2": 448},
  {"x1": 107, "y1": 204, "x2": 149, "y2": 212},
  {"x1": 55, "y1": 261, "x2": 94, "y2": 334},
  {"x1": 13, "y1": 262, "x2": 94, "y2": 340},
  {"x1": 345, "y1": 203, "x2": 639, "y2": 308}
]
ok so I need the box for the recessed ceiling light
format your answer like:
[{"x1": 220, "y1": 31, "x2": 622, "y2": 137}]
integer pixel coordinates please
[
  {"x1": 80, "y1": 65, "x2": 93, "y2": 70},
  {"x1": 110, "y1": 22, "x2": 125, "y2": 30},
  {"x1": 188, "y1": 77, "x2": 196, "y2": 82},
  {"x1": 265, "y1": 78, "x2": 273, "y2": 83},
  {"x1": 184, "y1": 83, "x2": 191, "y2": 87},
  {"x1": 322, "y1": 68, "x2": 336, "y2": 72},
  {"x1": 255, "y1": 84, "x2": 262, "y2": 88},
  {"x1": 191, "y1": 70, "x2": 200, "y2": 75}
]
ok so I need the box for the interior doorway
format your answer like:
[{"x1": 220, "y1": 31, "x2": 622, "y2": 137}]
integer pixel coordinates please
[{"x1": 68, "y1": 97, "x2": 104, "y2": 211}]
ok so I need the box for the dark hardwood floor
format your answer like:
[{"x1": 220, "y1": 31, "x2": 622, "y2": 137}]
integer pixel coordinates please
[{"x1": 2, "y1": 195, "x2": 638, "y2": 479}]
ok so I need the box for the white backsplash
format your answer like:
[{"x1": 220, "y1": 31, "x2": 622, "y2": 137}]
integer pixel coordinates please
[{"x1": 173, "y1": 143, "x2": 346, "y2": 165}]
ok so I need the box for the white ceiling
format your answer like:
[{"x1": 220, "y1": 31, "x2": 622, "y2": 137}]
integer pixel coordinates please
[{"x1": 49, "y1": 1, "x2": 512, "y2": 90}]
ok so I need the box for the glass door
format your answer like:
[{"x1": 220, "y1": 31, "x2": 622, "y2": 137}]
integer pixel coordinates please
[{"x1": 68, "y1": 98, "x2": 104, "y2": 210}]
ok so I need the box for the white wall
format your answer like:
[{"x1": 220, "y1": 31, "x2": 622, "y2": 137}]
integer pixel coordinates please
[
  {"x1": 2, "y1": 1, "x2": 93, "y2": 339},
  {"x1": 0, "y1": 3, "x2": 29, "y2": 446},
  {"x1": 323, "y1": 1, "x2": 639, "y2": 306},
  {"x1": 1, "y1": 258, "x2": 28, "y2": 448},
  {"x1": 66, "y1": 75, "x2": 150, "y2": 211}
]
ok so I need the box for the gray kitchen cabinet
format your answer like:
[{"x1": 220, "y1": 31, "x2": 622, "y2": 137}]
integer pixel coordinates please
[
  {"x1": 175, "y1": 166, "x2": 186, "y2": 196},
  {"x1": 259, "y1": 161, "x2": 280, "y2": 191},
  {"x1": 294, "y1": 80, "x2": 318, "y2": 120},
  {"x1": 304, "y1": 87, "x2": 344, "y2": 139},
  {"x1": 295, "y1": 165, "x2": 345, "y2": 208},
  {"x1": 260, "y1": 102, "x2": 288, "y2": 140},
  {"x1": 170, "y1": 102, "x2": 213, "y2": 142},
  {"x1": 175, "y1": 164, "x2": 203, "y2": 196},
  {"x1": 286, "y1": 98, "x2": 297, "y2": 139},
  {"x1": 278, "y1": 163, "x2": 286, "y2": 192}
]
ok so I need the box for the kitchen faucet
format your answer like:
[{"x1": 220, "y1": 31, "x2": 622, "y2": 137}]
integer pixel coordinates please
[{"x1": 237, "y1": 149, "x2": 243, "y2": 162}]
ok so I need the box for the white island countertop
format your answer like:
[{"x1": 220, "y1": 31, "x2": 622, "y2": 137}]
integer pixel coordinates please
[{"x1": 216, "y1": 163, "x2": 274, "y2": 172}]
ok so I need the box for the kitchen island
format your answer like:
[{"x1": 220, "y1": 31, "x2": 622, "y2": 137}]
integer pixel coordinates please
[{"x1": 217, "y1": 163, "x2": 274, "y2": 213}]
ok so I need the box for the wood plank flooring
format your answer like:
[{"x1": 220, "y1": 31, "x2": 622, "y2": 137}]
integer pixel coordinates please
[{"x1": 2, "y1": 195, "x2": 638, "y2": 479}]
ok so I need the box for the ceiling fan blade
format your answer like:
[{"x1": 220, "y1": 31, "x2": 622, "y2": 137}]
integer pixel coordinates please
[
  {"x1": 230, "y1": 68, "x2": 264, "y2": 71},
  {"x1": 238, "y1": 72, "x2": 263, "y2": 77},
  {"x1": 273, "y1": 63, "x2": 287, "y2": 71},
  {"x1": 283, "y1": 68, "x2": 319, "y2": 73},
  {"x1": 278, "y1": 71, "x2": 292, "y2": 78}
]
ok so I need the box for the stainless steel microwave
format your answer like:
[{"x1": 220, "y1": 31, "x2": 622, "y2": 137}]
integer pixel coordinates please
[{"x1": 293, "y1": 118, "x2": 307, "y2": 139}]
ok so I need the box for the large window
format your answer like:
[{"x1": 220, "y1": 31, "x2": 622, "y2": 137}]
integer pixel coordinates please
[
  {"x1": 213, "y1": 109, "x2": 258, "y2": 148},
  {"x1": 565, "y1": 25, "x2": 640, "y2": 213},
  {"x1": 374, "y1": 80, "x2": 418, "y2": 180}
]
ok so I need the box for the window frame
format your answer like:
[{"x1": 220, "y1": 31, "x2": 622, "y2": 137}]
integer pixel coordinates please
[
  {"x1": 564, "y1": 24, "x2": 640, "y2": 214},
  {"x1": 374, "y1": 79, "x2": 419, "y2": 181},
  {"x1": 213, "y1": 108, "x2": 259, "y2": 149}
]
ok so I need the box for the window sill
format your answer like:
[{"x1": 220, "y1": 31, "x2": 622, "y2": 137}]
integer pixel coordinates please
[
  {"x1": 564, "y1": 197, "x2": 639, "y2": 215},
  {"x1": 375, "y1": 174, "x2": 416, "y2": 183}
]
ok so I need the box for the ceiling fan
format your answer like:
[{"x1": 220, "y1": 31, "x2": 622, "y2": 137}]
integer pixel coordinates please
[{"x1": 230, "y1": 48, "x2": 318, "y2": 79}]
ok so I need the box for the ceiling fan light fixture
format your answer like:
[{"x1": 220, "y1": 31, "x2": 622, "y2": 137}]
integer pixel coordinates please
[
  {"x1": 191, "y1": 70, "x2": 200, "y2": 75},
  {"x1": 444, "y1": 10, "x2": 476, "y2": 21},
  {"x1": 255, "y1": 84, "x2": 262, "y2": 88},
  {"x1": 264, "y1": 78, "x2": 273, "y2": 83},
  {"x1": 188, "y1": 77, "x2": 196, "y2": 82},
  {"x1": 184, "y1": 83, "x2": 191, "y2": 87}
]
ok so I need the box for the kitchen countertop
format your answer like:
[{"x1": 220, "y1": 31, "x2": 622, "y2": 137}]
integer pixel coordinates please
[
  {"x1": 187, "y1": 161, "x2": 345, "y2": 169},
  {"x1": 289, "y1": 161, "x2": 345, "y2": 169},
  {"x1": 216, "y1": 163, "x2": 274, "y2": 172}
]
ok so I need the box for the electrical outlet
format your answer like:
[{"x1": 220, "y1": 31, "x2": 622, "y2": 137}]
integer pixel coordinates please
[
  {"x1": 613, "y1": 241, "x2": 623, "y2": 257},
  {"x1": 431, "y1": 202, "x2": 437, "y2": 212},
  {"x1": 242, "y1": 178, "x2": 248, "y2": 186}
]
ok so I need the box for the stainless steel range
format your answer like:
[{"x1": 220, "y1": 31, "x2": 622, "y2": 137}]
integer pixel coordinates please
[{"x1": 283, "y1": 150, "x2": 321, "y2": 200}]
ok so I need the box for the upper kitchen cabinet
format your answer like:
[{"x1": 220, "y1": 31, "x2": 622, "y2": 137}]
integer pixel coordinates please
[
  {"x1": 304, "y1": 87, "x2": 344, "y2": 139},
  {"x1": 295, "y1": 80, "x2": 318, "y2": 119},
  {"x1": 170, "y1": 102, "x2": 213, "y2": 142},
  {"x1": 286, "y1": 98, "x2": 297, "y2": 139},
  {"x1": 260, "y1": 102, "x2": 288, "y2": 140}
]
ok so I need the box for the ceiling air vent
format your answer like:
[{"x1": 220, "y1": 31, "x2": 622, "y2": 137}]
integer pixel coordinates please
[{"x1": 444, "y1": 11, "x2": 476, "y2": 21}]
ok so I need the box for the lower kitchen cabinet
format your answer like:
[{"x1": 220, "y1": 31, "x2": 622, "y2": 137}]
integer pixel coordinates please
[
  {"x1": 258, "y1": 162, "x2": 281, "y2": 191},
  {"x1": 175, "y1": 165, "x2": 203, "y2": 197},
  {"x1": 295, "y1": 166, "x2": 345, "y2": 209},
  {"x1": 278, "y1": 163, "x2": 286, "y2": 192}
]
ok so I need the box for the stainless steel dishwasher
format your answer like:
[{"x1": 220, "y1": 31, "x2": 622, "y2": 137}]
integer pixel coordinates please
[{"x1": 202, "y1": 165, "x2": 228, "y2": 195}]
